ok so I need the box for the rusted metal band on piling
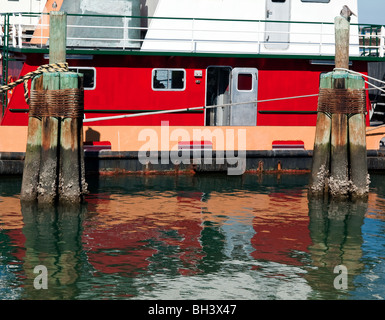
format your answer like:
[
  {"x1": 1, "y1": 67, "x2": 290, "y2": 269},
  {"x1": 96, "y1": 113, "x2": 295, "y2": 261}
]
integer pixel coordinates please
[
  {"x1": 29, "y1": 88, "x2": 84, "y2": 118},
  {"x1": 317, "y1": 88, "x2": 366, "y2": 114}
]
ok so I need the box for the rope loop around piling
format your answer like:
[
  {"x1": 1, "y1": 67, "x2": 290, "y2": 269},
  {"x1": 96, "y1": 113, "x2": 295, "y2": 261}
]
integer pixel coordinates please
[
  {"x1": 317, "y1": 88, "x2": 366, "y2": 114},
  {"x1": 0, "y1": 62, "x2": 69, "y2": 105},
  {"x1": 29, "y1": 87, "x2": 84, "y2": 118}
]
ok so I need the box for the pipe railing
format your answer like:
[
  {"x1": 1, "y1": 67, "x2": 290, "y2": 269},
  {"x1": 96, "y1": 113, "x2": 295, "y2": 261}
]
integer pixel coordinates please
[{"x1": 0, "y1": 12, "x2": 384, "y2": 57}]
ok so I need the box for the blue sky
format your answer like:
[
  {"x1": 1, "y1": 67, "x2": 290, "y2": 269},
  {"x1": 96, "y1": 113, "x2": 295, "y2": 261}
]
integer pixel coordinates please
[{"x1": 358, "y1": 0, "x2": 385, "y2": 25}]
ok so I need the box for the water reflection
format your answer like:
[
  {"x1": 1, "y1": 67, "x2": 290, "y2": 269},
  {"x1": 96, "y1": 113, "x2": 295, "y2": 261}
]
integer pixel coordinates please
[
  {"x1": 20, "y1": 202, "x2": 87, "y2": 299},
  {"x1": 81, "y1": 174, "x2": 315, "y2": 299},
  {"x1": 307, "y1": 198, "x2": 367, "y2": 299},
  {"x1": 0, "y1": 174, "x2": 384, "y2": 299},
  {"x1": 251, "y1": 187, "x2": 311, "y2": 267}
]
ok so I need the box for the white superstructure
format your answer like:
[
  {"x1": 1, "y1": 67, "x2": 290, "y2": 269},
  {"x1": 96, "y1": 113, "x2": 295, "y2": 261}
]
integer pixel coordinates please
[
  {"x1": 0, "y1": 0, "x2": 46, "y2": 13},
  {"x1": 3, "y1": 0, "x2": 384, "y2": 57},
  {"x1": 0, "y1": 0, "x2": 47, "y2": 27},
  {"x1": 142, "y1": 0, "x2": 360, "y2": 56}
]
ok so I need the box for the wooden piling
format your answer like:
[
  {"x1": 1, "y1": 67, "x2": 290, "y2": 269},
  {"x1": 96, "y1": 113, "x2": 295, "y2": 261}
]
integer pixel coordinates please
[
  {"x1": 310, "y1": 13, "x2": 368, "y2": 199},
  {"x1": 21, "y1": 11, "x2": 86, "y2": 204},
  {"x1": 37, "y1": 72, "x2": 60, "y2": 204},
  {"x1": 329, "y1": 74, "x2": 349, "y2": 198},
  {"x1": 58, "y1": 72, "x2": 86, "y2": 203},
  {"x1": 334, "y1": 16, "x2": 350, "y2": 71},
  {"x1": 348, "y1": 75, "x2": 368, "y2": 198},
  {"x1": 328, "y1": 17, "x2": 350, "y2": 198},
  {"x1": 20, "y1": 76, "x2": 43, "y2": 202},
  {"x1": 35, "y1": 11, "x2": 66, "y2": 204},
  {"x1": 49, "y1": 11, "x2": 67, "y2": 65},
  {"x1": 309, "y1": 74, "x2": 331, "y2": 196},
  {"x1": 52, "y1": 11, "x2": 86, "y2": 203}
]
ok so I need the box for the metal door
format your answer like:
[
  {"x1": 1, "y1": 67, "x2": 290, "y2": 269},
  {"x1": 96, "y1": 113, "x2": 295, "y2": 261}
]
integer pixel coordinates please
[
  {"x1": 265, "y1": 0, "x2": 291, "y2": 50},
  {"x1": 230, "y1": 68, "x2": 258, "y2": 126}
]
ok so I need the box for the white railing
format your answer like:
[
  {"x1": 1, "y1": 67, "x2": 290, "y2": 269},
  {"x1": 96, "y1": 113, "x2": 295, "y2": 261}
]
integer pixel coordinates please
[
  {"x1": 0, "y1": 15, "x2": 3, "y2": 47},
  {"x1": 1, "y1": 13, "x2": 385, "y2": 57},
  {"x1": 360, "y1": 25, "x2": 385, "y2": 57}
]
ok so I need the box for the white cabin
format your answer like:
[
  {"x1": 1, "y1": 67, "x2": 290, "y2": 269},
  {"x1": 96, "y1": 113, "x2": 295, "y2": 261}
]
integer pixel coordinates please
[
  {"x1": 142, "y1": 0, "x2": 360, "y2": 56},
  {"x1": 0, "y1": 0, "x2": 46, "y2": 13},
  {"x1": 2, "y1": 0, "x2": 382, "y2": 57},
  {"x1": 0, "y1": 0, "x2": 47, "y2": 27}
]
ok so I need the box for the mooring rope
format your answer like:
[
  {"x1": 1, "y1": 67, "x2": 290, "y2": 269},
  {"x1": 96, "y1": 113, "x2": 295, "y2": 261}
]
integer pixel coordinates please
[
  {"x1": 0, "y1": 62, "x2": 69, "y2": 105},
  {"x1": 82, "y1": 93, "x2": 321, "y2": 123}
]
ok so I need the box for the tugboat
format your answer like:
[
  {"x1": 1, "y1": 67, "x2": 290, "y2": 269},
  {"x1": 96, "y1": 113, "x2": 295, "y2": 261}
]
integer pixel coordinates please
[{"x1": 1, "y1": 0, "x2": 385, "y2": 174}]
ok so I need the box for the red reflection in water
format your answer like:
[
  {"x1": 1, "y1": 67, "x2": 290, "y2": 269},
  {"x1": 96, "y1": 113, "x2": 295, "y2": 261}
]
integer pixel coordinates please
[
  {"x1": 82, "y1": 192, "x2": 205, "y2": 276},
  {"x1": 251, "y1": 191, "x2": 311, "y2": 266}
]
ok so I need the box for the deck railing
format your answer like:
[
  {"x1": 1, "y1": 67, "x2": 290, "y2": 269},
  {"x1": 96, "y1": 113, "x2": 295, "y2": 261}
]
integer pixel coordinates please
[{"x1": 1, "y1": 12, "x2": 384, "y2": 57}]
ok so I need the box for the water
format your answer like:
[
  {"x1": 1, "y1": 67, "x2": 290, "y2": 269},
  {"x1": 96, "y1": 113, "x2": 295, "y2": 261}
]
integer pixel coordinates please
[{"x1": 1, "y1": 173, "x2": 385, "y2": 300}]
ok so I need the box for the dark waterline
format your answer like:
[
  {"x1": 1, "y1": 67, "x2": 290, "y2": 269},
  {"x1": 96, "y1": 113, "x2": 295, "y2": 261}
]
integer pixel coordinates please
[{"x1": 0, "y1": 173, "x2": 385, "y2": 300}]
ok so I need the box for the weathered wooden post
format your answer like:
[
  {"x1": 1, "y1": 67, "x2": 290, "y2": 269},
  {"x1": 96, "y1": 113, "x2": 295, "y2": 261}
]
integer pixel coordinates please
[
  {"x1": 309, "y1": 74, "x2": 332, "y2": 196},
  {"x1": 310, "y1": 12, "x2": 368, "y2": 199},
  {"x1": 20, "y1": 76, "x2": 43, "y2": 202},
  {"x1": 329, "y1": 16, "x2": 350, "y2": 198},
  {"x1": 348, "y1": 74, "x2": 368, "y2": 198},
  {"x1": 58, "y1": 72, "x2": 87, "y2": 203},
  {"x1": 38, "y1": 72, "x2": 60, "y2": 204},
  {"x1": 49, "y1": 11, "x2": 67, "y2": 64},
  {"x1": 20, "y1": 11, "x2": 87, "y2": 204}
]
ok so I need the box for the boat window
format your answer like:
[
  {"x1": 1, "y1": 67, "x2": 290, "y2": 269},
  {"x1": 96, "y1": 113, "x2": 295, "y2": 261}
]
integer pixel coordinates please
[
  {"x1": 272, "y1": 0, "x2": 286, "y2": 2},
  {"x1": 152, "y1": 69, "x2": 186, "y2": 91},
  {"x1": 237, "y1": 73, "x2": 253, "y2": 91},
  {"x1": 301, "y1": 0, "x2": 330, "y2": 3},
  {"x1": 68, "y1": 67, "x2": 96, "y2": 90}
]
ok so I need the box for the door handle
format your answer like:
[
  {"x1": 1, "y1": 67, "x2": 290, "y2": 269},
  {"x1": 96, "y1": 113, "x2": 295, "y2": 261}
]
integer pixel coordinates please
[{"x1": 266, "y1": 10, "x2": 272, "y2": 18}]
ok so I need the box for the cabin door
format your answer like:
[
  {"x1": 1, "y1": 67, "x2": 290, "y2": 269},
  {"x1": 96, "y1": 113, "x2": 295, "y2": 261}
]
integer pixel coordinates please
[
  {"x1": 265, "y1": 0, "x2": 291, "y2": 50},
  {"x1": 229, "y1": 68, "x2": 258, "y2": 126},
  {"x1": 206, "y1": 67, "x2": 258, "y2": 126},
  {"x1": 205, "y1": 66, "x2": 232, "y2": 126}
]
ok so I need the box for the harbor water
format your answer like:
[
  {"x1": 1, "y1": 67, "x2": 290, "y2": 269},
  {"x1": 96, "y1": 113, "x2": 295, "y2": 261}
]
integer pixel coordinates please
[{"x1": 1, "y1": 172, "x2": 385, "y2": 300}]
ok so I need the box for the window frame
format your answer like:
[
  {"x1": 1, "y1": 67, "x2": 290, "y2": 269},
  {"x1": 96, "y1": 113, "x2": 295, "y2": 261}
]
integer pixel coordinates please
[
  {"x1": 236, "y1": 73, "x2": 254, "y2": 92},
  {"x1": 68, "y1": 67, "x2": 96, "y2": 90},
  {"x1": 152, "y1": 68, "x2": 186, "y2": 91}
]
